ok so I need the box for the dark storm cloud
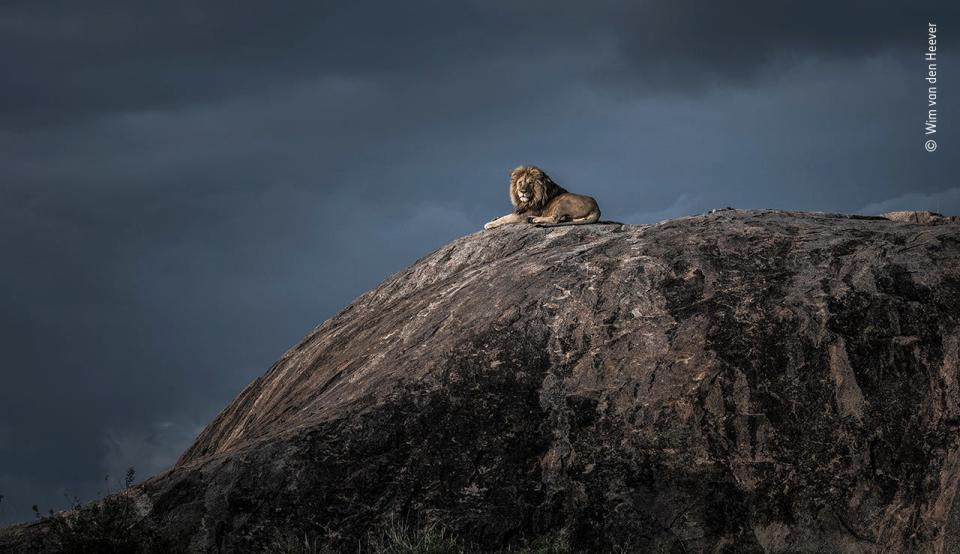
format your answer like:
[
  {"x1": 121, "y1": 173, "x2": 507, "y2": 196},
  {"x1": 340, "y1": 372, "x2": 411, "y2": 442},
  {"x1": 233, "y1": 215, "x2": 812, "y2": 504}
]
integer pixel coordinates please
[
  {"x1": 4, "y1": 1, "x2": 955, "y2": 129},
  {"x1": 1, "y1": 0, "x2": 543, "y2": 128},
  {"x1": 597, "y1": 1, "x2": 952, "y2": 90},
  {"x1": 1, "y1": 0, "x2": 958, "y2": 526}
]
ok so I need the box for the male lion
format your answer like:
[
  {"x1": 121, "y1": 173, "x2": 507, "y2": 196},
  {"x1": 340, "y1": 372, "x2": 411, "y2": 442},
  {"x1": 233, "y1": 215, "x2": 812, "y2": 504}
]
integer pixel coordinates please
[{"x1": 484, "y1": 165, "x2": 601, "y2": 230}]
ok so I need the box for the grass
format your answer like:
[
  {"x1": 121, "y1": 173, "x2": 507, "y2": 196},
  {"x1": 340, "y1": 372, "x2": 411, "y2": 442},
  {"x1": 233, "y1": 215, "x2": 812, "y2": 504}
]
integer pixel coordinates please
[
  {"x1": 268, "y1": 524, "x2": 841, "y2": 554},
  {"x1": 269, "y1": 519, "x2": 573, "y2": 554},
  {"x1": 47, "y1": 494, "x2": 169, "y2": 554},
  {"x1": 25, "y1": 467, "x2": 173, "y2": 554},
  {"x1": 18, "y1": 470, "x2": 833, "y2": 554}
]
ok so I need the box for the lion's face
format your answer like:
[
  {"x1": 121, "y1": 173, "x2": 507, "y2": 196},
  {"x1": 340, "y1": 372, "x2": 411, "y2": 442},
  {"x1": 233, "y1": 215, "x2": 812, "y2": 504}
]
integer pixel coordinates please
[
  {"x1": 512, "y1": 169, "x2": 539, "y2": 203},
  {"x1": 510, "y1": 165, "x2": 558, "y2": 212}
]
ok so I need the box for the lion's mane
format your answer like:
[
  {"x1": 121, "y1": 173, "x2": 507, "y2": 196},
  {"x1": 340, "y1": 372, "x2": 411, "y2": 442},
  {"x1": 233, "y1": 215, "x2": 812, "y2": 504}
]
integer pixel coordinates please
[{"x1": 510, "y1": 165, "x2": 567, "y2": 214}]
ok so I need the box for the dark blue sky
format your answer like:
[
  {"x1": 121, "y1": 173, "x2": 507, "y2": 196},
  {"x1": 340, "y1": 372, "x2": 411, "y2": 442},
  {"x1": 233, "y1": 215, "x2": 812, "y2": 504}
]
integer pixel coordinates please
[{"x1": 1, "y1": 1, "x2": 957, "y2": 525}]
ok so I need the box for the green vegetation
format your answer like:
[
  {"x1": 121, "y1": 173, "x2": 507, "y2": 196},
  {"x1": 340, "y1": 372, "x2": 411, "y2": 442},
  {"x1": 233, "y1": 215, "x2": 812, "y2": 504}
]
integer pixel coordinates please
[
  {"x1": 268, "y1": 524, "x2": 837, "y2": 554},
  {"x1": 47, "y1": 494, "x2": 168, "y2": 554},
  {"x1": 27, "y1": 467, "x2": 173, "y2": 554},
  {"x1": 19, "y1": 472, "x2": 833, "y2": 554},
  {"x1": 269, "y1": 520, "x2": 572, "y2": 554}
]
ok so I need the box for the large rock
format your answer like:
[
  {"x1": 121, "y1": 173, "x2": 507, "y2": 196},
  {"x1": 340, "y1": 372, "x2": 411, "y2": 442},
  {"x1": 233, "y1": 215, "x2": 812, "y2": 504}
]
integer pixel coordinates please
[{"x1": 3, "y1": 209, "x2": 959, "y2": 553}]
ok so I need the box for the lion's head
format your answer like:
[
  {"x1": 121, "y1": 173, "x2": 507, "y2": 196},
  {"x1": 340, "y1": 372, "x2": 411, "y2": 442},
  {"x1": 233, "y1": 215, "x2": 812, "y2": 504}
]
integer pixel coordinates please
[{"x1": 510, "y1": 165, "x2": 567, "y2": 213}]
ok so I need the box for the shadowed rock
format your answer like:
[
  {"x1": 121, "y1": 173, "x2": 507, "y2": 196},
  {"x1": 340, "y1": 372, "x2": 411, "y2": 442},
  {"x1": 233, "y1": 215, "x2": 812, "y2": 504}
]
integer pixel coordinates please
[{"x1": 2, "y1": 209, "x2": 959, "y2": 553}]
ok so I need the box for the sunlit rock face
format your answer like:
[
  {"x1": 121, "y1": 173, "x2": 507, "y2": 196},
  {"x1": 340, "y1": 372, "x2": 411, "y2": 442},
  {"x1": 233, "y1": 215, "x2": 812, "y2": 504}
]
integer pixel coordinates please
[{"x1": 3, "y1": 209, "x2": 959, "y2": 553}]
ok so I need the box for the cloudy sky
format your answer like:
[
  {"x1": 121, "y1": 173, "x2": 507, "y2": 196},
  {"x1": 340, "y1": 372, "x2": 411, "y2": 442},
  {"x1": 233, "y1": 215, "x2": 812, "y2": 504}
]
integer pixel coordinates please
[{"x1": 1, "y1": 1, "x2": 957, "y2": 524}]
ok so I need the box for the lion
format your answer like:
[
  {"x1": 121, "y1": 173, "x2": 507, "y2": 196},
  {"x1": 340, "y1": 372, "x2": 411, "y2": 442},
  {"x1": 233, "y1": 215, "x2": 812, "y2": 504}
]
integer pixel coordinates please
[{"x1": 484, "y1": 165, "x2": 601, "y2": 230}]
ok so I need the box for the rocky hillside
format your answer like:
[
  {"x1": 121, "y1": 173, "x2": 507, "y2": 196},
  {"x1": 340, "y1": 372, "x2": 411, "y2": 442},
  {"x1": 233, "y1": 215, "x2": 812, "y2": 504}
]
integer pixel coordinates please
[{"x1": 2, "y1": 209, "x2": 959, "y2": 553}]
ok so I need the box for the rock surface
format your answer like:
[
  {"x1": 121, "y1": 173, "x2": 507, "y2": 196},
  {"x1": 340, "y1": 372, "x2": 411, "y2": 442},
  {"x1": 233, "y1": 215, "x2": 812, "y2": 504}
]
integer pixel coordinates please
[
  {"x1": 881, "y1": 211, "x2": 960, "y2": 225},
  {"x1": 3, "y1": 209, "x2": 960, "y2": 553}
]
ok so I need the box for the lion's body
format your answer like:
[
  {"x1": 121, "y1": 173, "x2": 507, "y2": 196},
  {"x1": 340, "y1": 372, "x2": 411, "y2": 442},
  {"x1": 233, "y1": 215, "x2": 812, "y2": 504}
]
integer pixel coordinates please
[{"x1": 484, "y1": 165, "x2": 601, "y2": 229}]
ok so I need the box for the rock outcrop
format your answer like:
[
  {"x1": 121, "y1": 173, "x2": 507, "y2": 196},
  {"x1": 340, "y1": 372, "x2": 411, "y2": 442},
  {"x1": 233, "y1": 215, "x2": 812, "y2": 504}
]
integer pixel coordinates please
[
  {"x1": 881, "y1": 211, "x2": 960, "y2": 225},
  {"x1": 3, "y1": 209, "x2": 959, "y2": 553}
]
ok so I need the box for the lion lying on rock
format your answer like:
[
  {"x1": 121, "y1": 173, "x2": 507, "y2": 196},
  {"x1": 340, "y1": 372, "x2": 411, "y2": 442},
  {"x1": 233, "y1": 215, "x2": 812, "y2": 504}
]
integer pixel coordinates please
[{"x1": 484, "y1": 165, "x2": 601, "y2": 230}]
